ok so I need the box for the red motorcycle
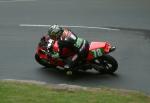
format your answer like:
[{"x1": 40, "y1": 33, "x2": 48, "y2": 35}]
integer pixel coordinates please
[{"x1": 35, "y1": 35, "x2": 118, "y2": 74}]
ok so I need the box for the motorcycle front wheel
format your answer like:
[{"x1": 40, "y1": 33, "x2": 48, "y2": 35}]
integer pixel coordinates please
[
  {"x1": 94, "y1": 55, "x2": 118, "y2": 74},
  {"x1": 35, "y1": 53, "x2": 55, "y2": 68}
]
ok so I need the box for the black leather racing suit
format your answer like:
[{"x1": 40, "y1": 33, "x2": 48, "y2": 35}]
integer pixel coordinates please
[{"x1": 58, "y1": 31, "x2": 89, "y2": 69}]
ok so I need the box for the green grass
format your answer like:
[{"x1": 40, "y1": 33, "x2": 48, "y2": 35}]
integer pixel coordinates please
[{"x1": 0, "y1": 80, "x2": 150, "y2": 103}]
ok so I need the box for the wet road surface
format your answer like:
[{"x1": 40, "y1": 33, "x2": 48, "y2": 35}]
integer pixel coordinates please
[{"x1": 0, "y1": 0, "x2": 150, "y2": 94}]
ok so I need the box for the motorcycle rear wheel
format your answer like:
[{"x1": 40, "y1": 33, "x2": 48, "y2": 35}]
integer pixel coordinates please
[{"x1": 95, "y1": 55, "x2": 118, "y2": 74}]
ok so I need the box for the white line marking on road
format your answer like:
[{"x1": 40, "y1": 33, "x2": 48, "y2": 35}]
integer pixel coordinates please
[
  {"x1": 0, "y1": 0, "x2": 36, "y2": 2},
  {"x1": 19, "y1": 24, "x2": 120, "y2": 31}
]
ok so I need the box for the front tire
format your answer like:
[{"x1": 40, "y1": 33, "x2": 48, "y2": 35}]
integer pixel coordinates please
[
  {"x1": 35, "y1": 53, "x2": 55, "y2": 67},
  {"x1": 95, "y1": 55, "x2": 118, "y2": 74}
]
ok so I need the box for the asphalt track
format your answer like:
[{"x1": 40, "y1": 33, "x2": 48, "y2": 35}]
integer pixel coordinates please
[{"x1": 0, "y1": 0, "x2": 150, "y2": 94}]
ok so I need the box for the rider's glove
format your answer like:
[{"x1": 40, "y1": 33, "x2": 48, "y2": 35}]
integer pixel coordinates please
[{"x1": 51, "y1": 52, "x2": 59, "y2": 58}]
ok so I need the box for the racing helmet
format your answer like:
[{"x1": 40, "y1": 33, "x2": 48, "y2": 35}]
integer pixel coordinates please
[{"x1": 48, "y1": 24, "x2": 63, "y2": 39}]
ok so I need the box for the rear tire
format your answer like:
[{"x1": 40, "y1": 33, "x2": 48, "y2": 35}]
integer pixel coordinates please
[{"x1": 95, "y1": 55, "x2": 118, "y2": 74}]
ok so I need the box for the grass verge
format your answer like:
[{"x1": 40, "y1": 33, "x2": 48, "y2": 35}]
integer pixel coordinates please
[{"x1": 0, "y1": 80, "x2": 150, "y2": 103}]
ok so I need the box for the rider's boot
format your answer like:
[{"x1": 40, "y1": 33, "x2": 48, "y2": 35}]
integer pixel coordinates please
[
  {"x1": 66, "y1": 70, "x2": 73, "y2": 75},
  {"x1": 64, "y1": 65, "x2": 73, "y2": 75}
]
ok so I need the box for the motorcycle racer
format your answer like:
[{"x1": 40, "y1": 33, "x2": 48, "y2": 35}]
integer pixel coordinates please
[{"x1": 47, "y1": 24, "x2": 89, "y2": 75}]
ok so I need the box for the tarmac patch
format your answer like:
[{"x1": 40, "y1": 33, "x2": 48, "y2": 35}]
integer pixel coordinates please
[{"x1": 0, "y1": 0, "x2": 36, "y2": 2}]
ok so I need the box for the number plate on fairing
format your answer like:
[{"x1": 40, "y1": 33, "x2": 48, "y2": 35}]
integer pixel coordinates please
[{"x1": 91, "y1": 48, "x2": 104, "y2": 58}]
